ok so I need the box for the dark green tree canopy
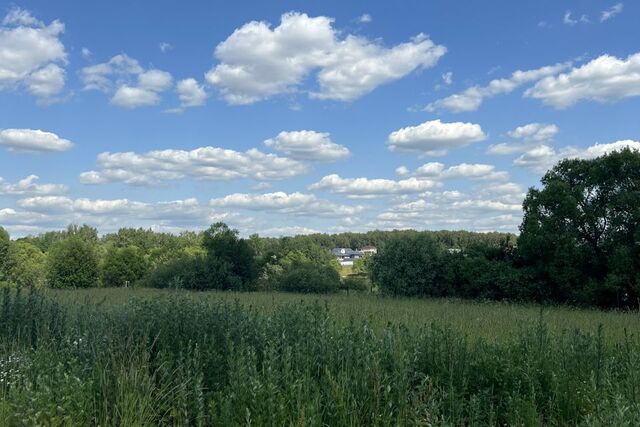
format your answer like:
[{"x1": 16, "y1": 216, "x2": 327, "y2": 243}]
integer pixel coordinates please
[
  {"x1": 518, "y1": 148, "x2": 640, "y2": 306},
  {"x1": 101, "y1": 245, "x2": 148, "y2": 287}
]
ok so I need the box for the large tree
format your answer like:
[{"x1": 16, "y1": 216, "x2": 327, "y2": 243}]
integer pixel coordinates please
[
  {"x1": 518, "y1": 148, "x2": 640, "y2": 307},
  {"x1": 101, "y1": 245, "x2": 148, "y2": 287}
]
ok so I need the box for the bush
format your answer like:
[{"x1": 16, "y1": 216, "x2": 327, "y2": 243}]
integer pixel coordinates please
[
  {"x1": 46, "y1": 237, "x2": 99, "y2": 288},
  {"x1": 340, "y1": 274, "x2": 370, "y2": 292},
  {"x1": 278, "y1": 264, "x2": 340, "y2": 293},
  {"x1": 146, "y1": 255, "x2": 210, "y2": 290},
  {"x1": 101, "y1": 245, "x2": 148, "y2": 287}
]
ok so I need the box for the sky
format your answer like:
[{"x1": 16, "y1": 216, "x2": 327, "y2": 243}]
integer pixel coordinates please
[{"x1": 1, "y1": 1, "x2": 639, "y2": 238}]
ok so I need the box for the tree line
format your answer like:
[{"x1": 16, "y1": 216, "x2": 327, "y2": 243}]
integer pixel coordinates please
[{"x1": 1, "y1": 148, "x2": 639, "y2": 308}]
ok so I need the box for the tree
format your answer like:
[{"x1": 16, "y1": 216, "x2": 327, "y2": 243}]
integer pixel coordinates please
[
  {"x1": 518, "y1": 148, "x2": 640, "y2": 307},
  {"x1": 369, "y1": 234, "x2": 446, "y2": 296},
  {"x1": 202, "y1": 223, "x2": 258, "y2": 290},
  {"x1": 101, "y1": 245, "x2": 148, "y2": 287},
  {"x1": 6, "y1": 241, "x2": 47, "y2": 288},
  {"x1": 0, "y1": 226, "x2": 10, "y2": 284},
  {"x1": 47, "y1": 237, "x2": 99, "y2": 288}
]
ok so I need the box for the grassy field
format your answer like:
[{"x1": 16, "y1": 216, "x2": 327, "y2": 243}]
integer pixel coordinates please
[
  {"x1": 51, "y1": 287, "x2": 640, "y2": 342},
  {"x1": 2, "y1": 288, "x2": 640, "y2": 425}
]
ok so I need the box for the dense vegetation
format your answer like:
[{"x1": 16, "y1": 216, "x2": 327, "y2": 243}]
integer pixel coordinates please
[
  {"x1": 1, "y1": 289, "x2": 638, "y2": 425},
  {"x1": 1, "y1": 149, "x2": 639, "y2": 308}
]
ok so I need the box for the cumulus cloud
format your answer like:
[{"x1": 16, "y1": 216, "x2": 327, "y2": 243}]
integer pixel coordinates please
[
  {"x1": 264, "y1": 130, "x2": 349, "y2": 161},
  {"x1": 205, "y1": 12, "x2": 445, "y2": 104},
  {"x1": 514, "y1": 139, "x2": 640, "y2": 174},
  {"x1": 159, "y1": 42, "x2": 173, "y2": 53},
  {"x1": 601, "y1": 3, "x2": 623, "y2": 22},
  {"x1": 309, "y1": 174, "x2": 439, "y2": 197},
  {"x1": 80, "y1": 146, "x2": 308, "y2": 185},
  {"x1": 426, "y1": 61, "x2": 570, "y2": 112},
  {"x1": 209, "y1": 192, "x2": 364, "y2": 216},
  {"x1": 0, "y1": 8, "x2": 67, "y2": 101},
  {"x1": 0, "y1": 175, "x2": 67, "y2": 196},
  {"x1": 488, "y1": 123, "x2": 558, "y2": 155},
  {"x1": 387, "y1": 119, "x2": 486, "y2": 156},
  {"x1": 525, "y1": 52, "x2": 640, "y2": 108},
  {"x1": 357, "y1": 14, "x2": 372, "y2": 23},
  {"x1": 174, "y1": 78, "x2": 208, "y2": 109},
  {"x1": 81, "y1": 54, "x2": 173, "y2": 108},
  {"x1": 400, "y1": 162, "x2": 509, "y2": 181},
  {"x1": 0, "y1": 128, "x2": 73, "y2": 152}
]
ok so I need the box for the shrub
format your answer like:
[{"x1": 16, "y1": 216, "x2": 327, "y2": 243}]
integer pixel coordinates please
[
  {"x1": 278, "y1": 263, "x2": 340, "y2": 293},
  {"x1": 46, "y1": 237, "x2": 99, "y2": 288}
]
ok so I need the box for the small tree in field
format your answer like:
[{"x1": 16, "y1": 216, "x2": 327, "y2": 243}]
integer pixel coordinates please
[{"x1": 47, "y1": 237, "x2": 99, "y2": 288}]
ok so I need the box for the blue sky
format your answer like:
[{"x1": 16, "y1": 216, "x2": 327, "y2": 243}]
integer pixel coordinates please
[{"x1": 1, "y1": 1, "x2": 639, "y2": 237}]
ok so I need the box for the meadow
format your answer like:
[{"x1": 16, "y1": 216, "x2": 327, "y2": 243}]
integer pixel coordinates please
[{"x1": 1, "y1": 288, "x2": 639, "y2": 426}]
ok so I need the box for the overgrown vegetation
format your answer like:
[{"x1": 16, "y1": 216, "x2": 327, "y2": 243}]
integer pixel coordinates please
[{"x1": 0, "y1": 288, "x2": 638, "y2": 425}]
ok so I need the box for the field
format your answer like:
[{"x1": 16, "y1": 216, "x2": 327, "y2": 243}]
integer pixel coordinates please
[{"x1": 2, "y1": 288, "x2": 640, "y2": 425}]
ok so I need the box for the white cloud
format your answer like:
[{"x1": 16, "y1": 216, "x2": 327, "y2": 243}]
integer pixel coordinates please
[
  {"x1": 395, "y1": 165, "x2": 410, "y2": 176},
  {"x1": 159, "y1": 42, "x2": 173, "y2": 53},
  {"x1": 264, "y1": 130, "x2": 349, "y2": 161},
  {"x1": 400, "y1": 162, "x2": 508, "y2": 181},
  {"x1": 80, "y1": 146, "x2": 308, "y2": 185},
  {"x1": 205, "y1": 12, "x2": 445, "y2": 104},
  {"x1": 0, "y1": 175, "x2": 67, "y2": 196},
  {"x1": 514, "y1": 139, "x2": 640, "y2": 174},
  {"x1": 210, "y1": 192, "x2": 364, "y2": 216},
  {"x1": 563, "y1": 11, "x2": 589, "y2": 26},
  {"x1": 426, "y1": 61, "x2": 571, "y2": 112},
  {"x1": 0, "y1": 8, "x2": 67, "y2": 101},
  {"x1": 387, "y1": 119, "x2": 487, "y2": 155},
  {"x1": 260, "y1": 226, "x2": 321, "y2": 236},
  {"x1": 441, "y1": 71, "x2": 453, "y2": 85},
  {"x1": 175, "y1": 78, "x2": 207, "y2": 108},
  {"x1": 488, "y1": 123, "x2": 558, "y2": 155},
  {"x1": 357, "y1": 14, "x2": 372, "y2": 23},
  {"x1": 81, "y1": 54, "x2": 173, "y2": 108},
  {"x1": 601, "y1": 3, "x2": 623, "y2": 22},
  {"x1": 0, "y1": 128, "x2": 73, "y2": 152},
  {"x1": 81, "y1": 47, "x2": 92, "y2": 58},
  {"x1": 309, "y1": 174, "x2": 439, "y2": 197},
  {"x1": 525, "y1": 52, "x2": 640, "y2": 108}
]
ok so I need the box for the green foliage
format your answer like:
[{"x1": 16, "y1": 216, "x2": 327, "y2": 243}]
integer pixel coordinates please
[
  {"x1": 0, "y1": 226, "x2": 10, "y2": 284},
  {"x1": 6, "y1": 241, "x2": 47, "y2": 288},
  {"x1": 203, "y1": 223, "x2": 258, "y2": 290},
  {"x1": 369, "y1": 234, "x2": 447, "y2": 296},
  {"x1": 1, "y1": 289, "x2": 639, "y2": 425},
  {"x1": 147, "y1": 254, "x2": 210, "y2": 290},
  {"x1": 278, "y1": 263, "x2": 341, "y2": 293},
  {"x1": 519, "y1": 148, "x2": 640, "y2": 307},
  {"x1": 101, "y1": 245, "x2": 148, "y2": 287},
  {"x1": 46, "y1": 237, "x2": 99, "y2": 288},
  {"x1": 340, "y1": 273, "x2": 370, "y2": 292}
]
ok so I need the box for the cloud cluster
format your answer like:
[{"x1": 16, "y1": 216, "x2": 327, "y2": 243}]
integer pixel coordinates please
[
  {"x1": 209, "y1": 192, "x2": 364, "y2": 216},
  {"x1": 525, "y1": 52, "x2": 640, "y2": 109},
  {"x1": 309, "y1": 174, "x2": 439, "y2": 197},
  {"x1": 398, "y1": 162, "x2": 509, "y2": 181},
  {"x1": 514, "y1": 139, "x2": 640, "y2": 174},
  {"x1": 81, "y1": 54, "x2": 173, "y2": 108},
  {"x1": 80, "y1": 146, "x2": 308, "y2": 185},
  {"x1": 426, "y1": 62, "x2": 571, "y2": 112},
  {"x1": 264, "y1": 130, "x2": 349, "y2": 161},
  {"x1": 0, "y1": 8, "x2": 67, "y2": 101},
  {"x1": 488, "y1": 123, "x2": 558, "y2": 155},
  {"x1": 0, "y1": 175, "x2": 67, "y2": 196},
  {"x1": 0, "y1": 128, "x2": 73, "y2": 152},
  {"x1": 387, "y1": 119, "x2": 486, "y2": 156},
  {"x1": 205, "y1": 12, "x2": 446, "y2": 104}
]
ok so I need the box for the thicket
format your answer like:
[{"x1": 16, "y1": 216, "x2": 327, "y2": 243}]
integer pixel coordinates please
[{"x1": 0, "y1": 289, "x2": 638, "y2": 425}]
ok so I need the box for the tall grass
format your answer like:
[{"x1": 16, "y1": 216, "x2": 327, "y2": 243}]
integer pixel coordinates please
[{"x1": 1, "y1": 288, "x2": 639, "y2": 425}]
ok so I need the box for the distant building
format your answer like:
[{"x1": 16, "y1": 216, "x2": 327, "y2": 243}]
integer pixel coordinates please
[
  {"x1": 360, "y1": 246, "x2": 378, "y2": 256},
  {"x1": 332, "y1": 246, "x2": 377, "y2": 266},
  {"x1": 332, "y1": 248, "x2": 363, "y2": 266}
]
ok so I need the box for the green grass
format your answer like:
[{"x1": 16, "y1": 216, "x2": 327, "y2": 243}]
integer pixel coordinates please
[
  {"x1": 50, "y1": 287, "x2": 640, "y2": 342},
  {"x1": 1, "y1": 287, "x2": 639, "y2": 425}
]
